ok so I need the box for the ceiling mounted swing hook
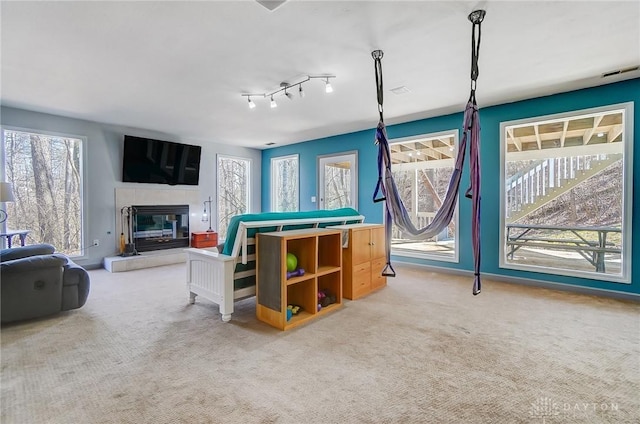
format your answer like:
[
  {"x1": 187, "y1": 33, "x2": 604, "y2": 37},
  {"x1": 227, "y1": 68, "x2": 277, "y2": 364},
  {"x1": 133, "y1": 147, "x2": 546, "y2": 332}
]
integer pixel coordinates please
[
  {"x1": 468, "y1": 9, "x2": 485, "y2": 102},
  {"x1": 468, "y1": 9, "x2": 486, "y2": 24},
  {"x1": 371, "y1": 50, "x2": 385, "y2": 122}
]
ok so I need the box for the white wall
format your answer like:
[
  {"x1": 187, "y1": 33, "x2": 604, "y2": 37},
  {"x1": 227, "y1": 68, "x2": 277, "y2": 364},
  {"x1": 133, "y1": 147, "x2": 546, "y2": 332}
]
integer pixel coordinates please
[{"x1": 0, "y1": 106, "x2": 262, "y2": 268}]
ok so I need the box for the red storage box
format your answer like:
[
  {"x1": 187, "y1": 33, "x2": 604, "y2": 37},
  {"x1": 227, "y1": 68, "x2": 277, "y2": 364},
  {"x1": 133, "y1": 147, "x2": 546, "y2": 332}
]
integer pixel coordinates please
[{"x1": 191, "y1": 231, "x2": 218, "y2": 248}]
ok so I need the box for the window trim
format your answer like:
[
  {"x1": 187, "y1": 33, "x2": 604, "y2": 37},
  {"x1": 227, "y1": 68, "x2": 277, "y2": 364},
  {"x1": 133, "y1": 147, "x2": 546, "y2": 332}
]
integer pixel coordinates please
[
  {"x1": 270, "y1": 154, "x2": 299, "y2": 212},
  {"x1": 1, "y1": 125, "x2": 88, "y2": 258},
  {"x1": 387, "y1": 130, "x2": 460, "y2": 264},
  {"x1": 498, "y1": 102, "x2": 633, "y2": 283}
]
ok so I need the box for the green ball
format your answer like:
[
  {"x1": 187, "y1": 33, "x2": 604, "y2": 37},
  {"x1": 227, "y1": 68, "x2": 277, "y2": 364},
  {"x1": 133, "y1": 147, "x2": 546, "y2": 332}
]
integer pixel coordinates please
[{"x1": 286, "y1": 253, "x2": 298, "y2": 272}]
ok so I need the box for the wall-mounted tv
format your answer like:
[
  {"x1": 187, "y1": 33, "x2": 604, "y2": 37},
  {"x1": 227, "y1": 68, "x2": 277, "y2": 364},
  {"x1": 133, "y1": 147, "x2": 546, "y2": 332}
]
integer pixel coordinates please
[{"x1": 122, "y1": 135, "x2": 202, "y2": 186}]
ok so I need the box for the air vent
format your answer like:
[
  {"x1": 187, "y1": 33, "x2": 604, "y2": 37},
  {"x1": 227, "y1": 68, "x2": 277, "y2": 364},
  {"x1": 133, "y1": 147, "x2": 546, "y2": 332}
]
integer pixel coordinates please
[
  {"x1": 256, "y1": 1, "x2": 287, "y2": 11},
  {"x1": 602, "y1": 65, "x2": 639, "y2": 78}
]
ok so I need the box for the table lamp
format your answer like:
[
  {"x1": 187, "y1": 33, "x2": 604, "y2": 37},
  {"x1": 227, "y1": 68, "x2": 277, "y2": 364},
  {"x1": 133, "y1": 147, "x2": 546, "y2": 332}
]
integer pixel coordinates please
[{"x1": 0, "y1": 182, "x2": 15, "y2": 224}]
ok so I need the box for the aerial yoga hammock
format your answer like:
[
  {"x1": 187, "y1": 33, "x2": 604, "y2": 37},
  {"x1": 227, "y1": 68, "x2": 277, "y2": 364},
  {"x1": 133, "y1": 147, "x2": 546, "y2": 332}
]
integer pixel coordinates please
[{"x1": 372, "y1": 9, "x2": 485, "y2": 295}]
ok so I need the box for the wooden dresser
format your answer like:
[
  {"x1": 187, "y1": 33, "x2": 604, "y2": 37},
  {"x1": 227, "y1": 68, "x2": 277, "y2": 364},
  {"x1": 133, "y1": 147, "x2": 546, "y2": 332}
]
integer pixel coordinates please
[{"x1": 329, "y1": 223, "x2": 387, "y2": 300}]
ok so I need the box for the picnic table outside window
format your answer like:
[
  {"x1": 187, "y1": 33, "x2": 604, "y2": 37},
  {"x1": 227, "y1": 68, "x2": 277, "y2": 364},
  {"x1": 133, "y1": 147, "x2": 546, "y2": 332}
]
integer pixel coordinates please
[{"x1": 506, "y1": 224, "x2": 621, "y2": 273}]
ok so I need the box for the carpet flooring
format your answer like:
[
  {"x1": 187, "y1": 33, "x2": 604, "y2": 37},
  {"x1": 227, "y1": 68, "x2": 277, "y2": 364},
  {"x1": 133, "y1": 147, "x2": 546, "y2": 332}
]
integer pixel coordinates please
[{"x1": 1, "y1": 263, "x2": 638, "y2": 423}]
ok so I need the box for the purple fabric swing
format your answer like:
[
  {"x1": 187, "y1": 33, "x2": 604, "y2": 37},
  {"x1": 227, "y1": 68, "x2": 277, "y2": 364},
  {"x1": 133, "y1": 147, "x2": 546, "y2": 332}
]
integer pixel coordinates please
[{"x1": 372, "y1": 10, "x2": 485, "y2": 295}]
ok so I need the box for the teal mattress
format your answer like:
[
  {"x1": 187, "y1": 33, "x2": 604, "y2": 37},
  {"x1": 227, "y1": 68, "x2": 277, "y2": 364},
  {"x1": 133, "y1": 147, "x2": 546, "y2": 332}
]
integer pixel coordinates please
[
  {"x1": 225, "y1": 207, "x2": 362, "y2": 291},
  {"x1": 222, "y1": 207, "x2": 361, "y2": 256}
]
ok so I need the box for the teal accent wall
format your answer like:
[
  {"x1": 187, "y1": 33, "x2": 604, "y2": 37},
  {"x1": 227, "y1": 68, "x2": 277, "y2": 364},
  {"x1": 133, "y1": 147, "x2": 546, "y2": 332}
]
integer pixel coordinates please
[{"x1": 262, "y1": 78, "x2": 640, "y2": 295}]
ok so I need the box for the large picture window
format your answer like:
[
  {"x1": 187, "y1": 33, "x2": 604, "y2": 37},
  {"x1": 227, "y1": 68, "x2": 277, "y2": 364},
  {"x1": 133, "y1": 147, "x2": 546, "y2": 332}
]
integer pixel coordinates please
[
  {"x1": 271, "y1": 154, "x2": 299, "y2": 212},
  {"x1": 500, "y1": 103, "x2": 633, "y2": 283},
  {"x1": 2, "y1": 128, "x2": 84, "y2": 256},
  {"x1": 388, "y1": 131, "x2": 459, "y2": 261},
  {"x1": 217, "y1": 155, "x2": 250, "y2": 241}
]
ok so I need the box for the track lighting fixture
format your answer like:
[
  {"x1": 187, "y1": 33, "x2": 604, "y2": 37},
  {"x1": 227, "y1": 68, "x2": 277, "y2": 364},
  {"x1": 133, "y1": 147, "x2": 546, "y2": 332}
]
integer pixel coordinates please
[{"x1": 241, "y1": 75, "x2": 335, "y2": 109}]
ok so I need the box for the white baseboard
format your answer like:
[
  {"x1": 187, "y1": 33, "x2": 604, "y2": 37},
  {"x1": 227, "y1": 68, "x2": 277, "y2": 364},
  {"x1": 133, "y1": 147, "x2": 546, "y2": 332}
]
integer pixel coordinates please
[{"x1": 392, "y1": 259, "x2": 640, "y2": 302}]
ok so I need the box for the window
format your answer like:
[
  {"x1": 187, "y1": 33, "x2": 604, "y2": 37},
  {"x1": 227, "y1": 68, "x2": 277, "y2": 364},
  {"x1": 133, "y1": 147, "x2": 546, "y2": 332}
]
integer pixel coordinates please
[
  {"x1": 500, "y1": 103, "x2": 633, "y2": 283},
  {"x1": 271, "y1": 154, "x2": 299, "y2": 212},
  {"x1": 318, "y1": 152, "x2": 358, "y2": 210},
  {"x1": 217, "y1": 155, "x2": 250, "y2": 241},
  {"x1": 2, "y1": 128, "x2": 84, "y2": 256},
  {"x1": 388, "y1": 131, "x2": 459, "y2": 261}
]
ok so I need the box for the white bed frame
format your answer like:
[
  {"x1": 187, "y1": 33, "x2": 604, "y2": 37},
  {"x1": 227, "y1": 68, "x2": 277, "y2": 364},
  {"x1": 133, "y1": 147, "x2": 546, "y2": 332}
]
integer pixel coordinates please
[{"x1": 185, "y1": 214, "x2": 365, "y2": 322}]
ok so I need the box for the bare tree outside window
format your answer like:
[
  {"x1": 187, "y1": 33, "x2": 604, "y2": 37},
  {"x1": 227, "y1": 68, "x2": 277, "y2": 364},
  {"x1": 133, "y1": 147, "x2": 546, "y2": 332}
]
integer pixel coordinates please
[
  {"x1": 271, "y1": 155, "x2": 299, "y2": 212},
  {"x1": 323, "y1": 161, "x2": 351, "y2": 209},
  {"x1": 217, "y1": 155, "x2": 250, "y2": 240},
  {"x1": 3, "y1": 129, "x2": 83, "y2": 255},
  {"x1": 317, "y1": 152, "x2": 358, "y2": 211}
]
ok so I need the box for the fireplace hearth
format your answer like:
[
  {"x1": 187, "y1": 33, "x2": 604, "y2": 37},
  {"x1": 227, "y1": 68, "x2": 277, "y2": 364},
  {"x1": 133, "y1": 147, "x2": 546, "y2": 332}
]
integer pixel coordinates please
[{"x1": 132, "y1": 205, "x2": 189, "y2": 252}]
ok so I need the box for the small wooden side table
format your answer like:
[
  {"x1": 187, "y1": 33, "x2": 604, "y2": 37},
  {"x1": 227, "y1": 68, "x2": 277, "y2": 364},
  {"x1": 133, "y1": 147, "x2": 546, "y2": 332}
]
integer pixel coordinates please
[{"x1": 0, "y1": 230, "x2": 30, "y2": 248}]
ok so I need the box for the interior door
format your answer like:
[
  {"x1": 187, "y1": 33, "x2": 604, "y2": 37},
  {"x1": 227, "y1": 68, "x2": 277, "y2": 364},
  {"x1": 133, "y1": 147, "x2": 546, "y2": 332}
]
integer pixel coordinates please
[{"x1": 318, "y1": 152, "x2": 358, "y2": 210}]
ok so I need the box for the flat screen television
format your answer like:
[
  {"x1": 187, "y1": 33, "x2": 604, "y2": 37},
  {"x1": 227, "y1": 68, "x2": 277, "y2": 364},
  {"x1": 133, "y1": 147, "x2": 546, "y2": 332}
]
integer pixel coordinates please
[{"x1": 122, "y1": 135, "x2": 202, "y2": 186}]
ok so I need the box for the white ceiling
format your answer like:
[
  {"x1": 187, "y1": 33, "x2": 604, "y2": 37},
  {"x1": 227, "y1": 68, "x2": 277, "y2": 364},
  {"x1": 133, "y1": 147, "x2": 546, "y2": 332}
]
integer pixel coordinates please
[{"x1": 1, "y1": 1, "x2": 639, "y2": 150}]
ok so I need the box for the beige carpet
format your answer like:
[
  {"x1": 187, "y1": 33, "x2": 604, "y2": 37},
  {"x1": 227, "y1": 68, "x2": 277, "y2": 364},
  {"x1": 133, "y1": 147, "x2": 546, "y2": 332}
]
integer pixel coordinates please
[{"x1": 1, "y1": 263, "x2": 638, "y2": 423}]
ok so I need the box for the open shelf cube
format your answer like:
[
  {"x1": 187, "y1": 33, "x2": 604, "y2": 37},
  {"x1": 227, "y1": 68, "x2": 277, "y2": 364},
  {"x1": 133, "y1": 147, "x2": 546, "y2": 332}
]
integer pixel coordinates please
[
  {"x1": 317, "y1": 232, "x2": 342, "y2": 273},
  {"x1": 287, "y1": 278, "x2": 316, "y2": 315},
  {"x1": 286, "y1": 237, "x2": 317, "y2": 275},
  {"x1": 317, "y1": 271, "x2": 342, "y2": 311}
]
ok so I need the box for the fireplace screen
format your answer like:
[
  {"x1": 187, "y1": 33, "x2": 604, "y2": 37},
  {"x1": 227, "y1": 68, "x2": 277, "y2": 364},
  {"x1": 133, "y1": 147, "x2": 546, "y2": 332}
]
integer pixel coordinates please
[{"x1": 132, "y1": 205, "x2": 189, "y2": 252}]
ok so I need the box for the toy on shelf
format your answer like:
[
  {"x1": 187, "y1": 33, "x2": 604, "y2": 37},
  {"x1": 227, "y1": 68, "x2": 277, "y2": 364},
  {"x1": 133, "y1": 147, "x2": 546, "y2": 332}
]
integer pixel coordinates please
[
  {"x1": 286, "y1": 268, "x2": 305, "y2": 279},
  {"x1": 288, "y1": 304, "x2": 301, "y2": 314},
  {"x1": 286, "y1": 304, "x2": 301, "y2": 321},
  {"x1": 318, "y1": 289, "x2": 337, "y2": 308},
  {"x1": 286, "y1": 253, "x2": 298, "y2": 272}
]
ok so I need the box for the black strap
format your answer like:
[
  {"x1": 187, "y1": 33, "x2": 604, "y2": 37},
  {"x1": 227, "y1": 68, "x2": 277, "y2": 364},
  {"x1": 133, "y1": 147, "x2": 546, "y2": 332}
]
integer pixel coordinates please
[
  {"x1": 372, "y1": 50, "x2": 387, "y2": 202},
  {"x1": 373, "y1": 123, "x2": 387, "y2": 203},
  {"x1": 468, "y1": 10, "x2": 485, "y2": 104},
  {"x1": 382, "y1": 262, "x2": 396, "y2": 277},
  {"x1": 372, "y1": 50, "x2": 384, "y2": 123}
]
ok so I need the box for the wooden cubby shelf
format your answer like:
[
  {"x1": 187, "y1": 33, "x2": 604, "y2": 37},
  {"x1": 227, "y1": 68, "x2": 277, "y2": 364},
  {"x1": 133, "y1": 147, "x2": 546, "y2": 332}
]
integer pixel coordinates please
[{"x1": 256, "y1": 228, "x2": 343, "y2": 330}]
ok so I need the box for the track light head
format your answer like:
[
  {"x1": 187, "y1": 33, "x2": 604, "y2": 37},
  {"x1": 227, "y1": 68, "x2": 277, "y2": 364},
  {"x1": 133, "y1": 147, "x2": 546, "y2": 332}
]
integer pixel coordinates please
[
  {"x1": 298, "y1": 84, "x2": 305, "y2": 98},
  {"x1": 270, "y1": 95, "x2": 277, "y2": 108},
  {"x1": 280, "y1": 82, "x2": 294, "y2": 100},
  {"x1": 247, "y1": 97, "x2": 256, "y2": 109},
  {"x1": 324, "y1": 78, "x2": 333, "y2": 93}
]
